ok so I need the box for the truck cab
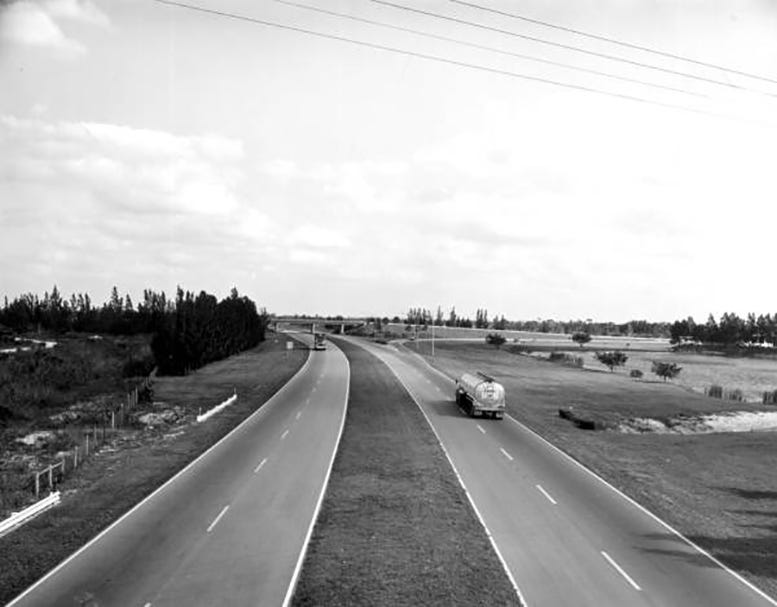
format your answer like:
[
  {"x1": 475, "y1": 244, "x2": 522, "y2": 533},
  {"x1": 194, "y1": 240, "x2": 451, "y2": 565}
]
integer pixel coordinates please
[{"x1": 313, "y1": 333, "x2": 326, "y2": 351}]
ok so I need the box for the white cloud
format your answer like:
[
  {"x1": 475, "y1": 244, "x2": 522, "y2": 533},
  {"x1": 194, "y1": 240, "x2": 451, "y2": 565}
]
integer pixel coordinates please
[
  {"x1": 0, "y1": 1, "x2": 84, "y2": 54},
  {"x1": 0, "y1": 0, "x2": 108, "y2": 55}
]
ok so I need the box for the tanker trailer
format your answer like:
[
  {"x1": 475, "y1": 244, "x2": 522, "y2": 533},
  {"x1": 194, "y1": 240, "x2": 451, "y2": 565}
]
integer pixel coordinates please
[{"x1": 454, "y1": 372, "x2": 506, "y2": 419}]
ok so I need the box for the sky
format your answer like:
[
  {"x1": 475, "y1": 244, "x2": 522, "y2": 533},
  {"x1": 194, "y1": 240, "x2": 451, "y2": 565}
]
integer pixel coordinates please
[{"x1": 1, "y1": 0, "x2": 777, "y2": 322}]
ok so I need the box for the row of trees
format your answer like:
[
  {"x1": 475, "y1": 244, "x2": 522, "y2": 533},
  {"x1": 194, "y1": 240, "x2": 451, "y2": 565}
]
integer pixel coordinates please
[
  {"x1": 0, "y1": 286, "x2": 173, "y2": 335},
  {"x1": 151, "y1": 288, "x2": 267, "y2": 375},
  {"x1": 669, "y1": 313, "x2": 777, "y2": 347},
  {"x1": 0, "y1": 286, "x2": 269, "y2": 376},
  {"x1": 402, "y1": 307, "x2": 669, "y2": 337}
]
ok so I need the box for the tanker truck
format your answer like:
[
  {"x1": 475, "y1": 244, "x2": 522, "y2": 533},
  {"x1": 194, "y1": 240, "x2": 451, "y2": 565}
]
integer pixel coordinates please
[{"x1": 455, "y1": 372, "x2": 506, "y2": 419}]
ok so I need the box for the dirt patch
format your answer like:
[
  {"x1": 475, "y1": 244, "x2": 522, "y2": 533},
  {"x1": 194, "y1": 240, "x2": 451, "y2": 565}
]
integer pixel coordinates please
[
  {"x1": 292, "y1": 338, "x2": 521, "y2": 607},
  {"x1": 618, "y1": 410, "x2": 777, "y2": 434}
]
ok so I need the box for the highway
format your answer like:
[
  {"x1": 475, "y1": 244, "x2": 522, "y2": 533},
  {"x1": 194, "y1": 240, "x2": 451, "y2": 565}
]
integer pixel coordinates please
[
  {"x1": 8, "y1": 334, "x2": 349, "y2": 607},
  {"x1": 350, "y1": 337, "x2": 777, "y2": 607}
]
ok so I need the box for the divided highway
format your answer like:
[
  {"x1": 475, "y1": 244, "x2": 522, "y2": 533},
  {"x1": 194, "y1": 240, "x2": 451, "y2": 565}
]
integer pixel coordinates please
[
  {"x1": 350, "y1": 338, "x2": 777, "y2": 607},
  {"x1": 8, "y1": 334, "x2": 349, "y2": 607}
]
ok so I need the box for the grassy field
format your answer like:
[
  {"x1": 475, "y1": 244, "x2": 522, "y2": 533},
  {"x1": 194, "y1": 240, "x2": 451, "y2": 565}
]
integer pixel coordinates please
[
  {"x1": 0, "y1": 335, "x2": 307, "y2": 605},
  {"x1": 385, "y1": 323, "x2": 670, "y2": 351},
  {"x1": 405, "y1": 339, "x2": 777, "y2": 599},
  {"x1": 292, "y1": 338, "x2": 521, "y2": 607},
  {"x1": 544, "y1": 348, "x2": 777, "y2": 402}
]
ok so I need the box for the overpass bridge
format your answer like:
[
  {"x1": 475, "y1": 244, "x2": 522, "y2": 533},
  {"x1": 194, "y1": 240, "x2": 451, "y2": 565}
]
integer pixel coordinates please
[{"x1": 271, "y1": 317, "x2": 370, "y2": 334}]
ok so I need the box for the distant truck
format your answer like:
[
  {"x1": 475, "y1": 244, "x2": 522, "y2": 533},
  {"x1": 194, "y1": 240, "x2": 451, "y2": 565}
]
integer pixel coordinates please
[
  {"x1": 455, "y1": 372, "x2": 506, "y2": 419},
  {"x1": 313, "y1": 333, "x2": 326, "y2": 351}
]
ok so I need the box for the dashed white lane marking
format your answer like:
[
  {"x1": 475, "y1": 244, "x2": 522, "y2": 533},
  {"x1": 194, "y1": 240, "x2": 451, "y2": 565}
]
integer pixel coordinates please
[
  {"x1": 476, "y1": 424, "x2": 486, "y2": 434},
  {"x1": 601, "y1": 551, "x2": 642, "y2": 591},
  {"x1": 296, "y1": 411, "x2": 302, "y2": 420},
  {"x1": 312, "y1": 387, "x2": 317, "y2": 393},
  {"x1": 254, "y1": 458, "x2": 267, "y2": 474},
  {"x1": 281, "y1": 429, "x2": 289, "y2": 440},
  {"x1": 143, "y1": 603, "x2": 151, "y2": 607},
  {"x1": 435, "y1": 386, "x2": 442, "y2": 393},
  {"x1": 206, "y1": 505, "x2": 229, "y2": 533},
  {"x1": 536, "y1": 484, "x2": 557, "y2": 505},
  {"x1": 500, "y1": 448, "x2": 514, "y2": 461},
  {"x1": 305, "y1": 397, "x2": 310, "y2": 404}
]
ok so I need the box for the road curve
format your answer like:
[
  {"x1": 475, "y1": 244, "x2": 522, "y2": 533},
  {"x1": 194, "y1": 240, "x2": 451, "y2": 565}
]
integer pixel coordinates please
[
  {"x1": 7, "y1": 335, "x2": 349, "y2": 607},
  {"x1": 350, "y1": 337, "x2": 777, "y2": 607}
]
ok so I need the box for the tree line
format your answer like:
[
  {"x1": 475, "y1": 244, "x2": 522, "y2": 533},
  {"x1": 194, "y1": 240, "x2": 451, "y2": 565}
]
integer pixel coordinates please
[
  {"x1": 401, "y1": 307, "x2": 668, "y2": 336},
  {"x1": 0, "y1": 286, "x2": 269, "y2": 375},
  {"x1": 669, "y1": 313, "x2": 777, "y2": 348}
]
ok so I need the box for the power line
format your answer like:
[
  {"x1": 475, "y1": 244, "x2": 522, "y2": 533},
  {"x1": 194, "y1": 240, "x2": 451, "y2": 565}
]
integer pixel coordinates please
[
  {"x1": 449, "y1": 0, "x2": 777, "y2": 87},
  {"x1": 153, "y1": 0, "x2": 706, "y2": 116},
  {"x1": 369, "y1": 0, "x2": 777, "y2": 98},
  {"x1": 267, "y1": 0, "x2": 705, "y2": 98}
]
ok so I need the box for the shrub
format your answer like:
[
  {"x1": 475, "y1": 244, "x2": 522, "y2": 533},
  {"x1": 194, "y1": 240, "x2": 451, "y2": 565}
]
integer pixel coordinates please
[
  {"x1": 571, "y1": 332, "x2": 591, "y2": 347},
  {"x1": 630, "y1": 369, "x2": 644, "y2": 379},
  {"x1": 548, "y1": 352, "x2": 583, "y2": 367},
  {"x1": 706, "y1": 384, "x2": 723, "y2": 399},
  {"x1": 485, "y1": 333, "x2": 506, "y2": 348},
  {"x1": 595, "y1": 350, "x2": 628, "y2": 372},
  {"x1": 763, "y1": 390, "x2": 777, "y2": 405},
  {"x1": 652, "y1": 361, "x2": 682, "y2": 382},
  {"x1": 726, "y1": 388, "x2": 744, "y2": 402}
]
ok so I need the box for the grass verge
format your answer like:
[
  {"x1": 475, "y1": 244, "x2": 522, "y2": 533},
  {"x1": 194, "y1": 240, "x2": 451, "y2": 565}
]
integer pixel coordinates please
[
  {"x1": 407, "y1": 340, "x2": 777, "y2": 600},
  {"x1": 291, "y1": 338, "x2": 521, "y2": 607},
  {"x1": 0, "y1": 335, "x2": 307, "y2": 605}
]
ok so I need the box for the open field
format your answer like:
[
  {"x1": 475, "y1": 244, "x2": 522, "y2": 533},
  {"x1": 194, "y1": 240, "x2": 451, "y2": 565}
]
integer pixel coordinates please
[
  {"x1": 0, "y1": 335, "x2": 307, "y2": 605},
  {"x1": 405, "y1": 339, "x2": 777, "y2": 599},
  {"x1": 385, "y1": 323, "x2": 671, "y2": 351},
  {"x1": 292, "y1": 338, "x2": 520, "y2": 607},
  {"x1": 541, "y1": 349, "x2": 777, "y2": 403}
]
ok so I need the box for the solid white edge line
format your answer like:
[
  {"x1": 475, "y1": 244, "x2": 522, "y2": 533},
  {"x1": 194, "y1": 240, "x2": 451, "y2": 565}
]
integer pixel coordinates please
[
  {"x1": 535, "y1": 484, "x2": 557, "y2": 505},
  {"x1": 348, "y1": 339, "x2": 527, "y2": 607},
  {"x1": 403, "y1": 345, "x2": 777, "y2": 606},
  {"x1": 476, "y1": 424, "x2": 486, "y2": 434},
  {"x1": 601, "y1": 551, "x2": 641, "y2": 591},
  {"x1": 280, "y1": 342, "x2": 350, "y2": 607},
  {"x1": 505, "y1": 413, "x2": 777, "y2": 606},
  {"x1": 500, "y1": 448, "x2": 514, "y2": 462},
  {"x1": 281, "y1": 429, "x2": 289, "y2": 440},
  {"x1": 6, "y1": 342, "x2": 314, "y2": 607},
  {"x1": 254, "y1": 458, "x2": 267, "y2": 474},
  {"x1": 206, "y1": 505, "x2": 229, "y2": 533}
]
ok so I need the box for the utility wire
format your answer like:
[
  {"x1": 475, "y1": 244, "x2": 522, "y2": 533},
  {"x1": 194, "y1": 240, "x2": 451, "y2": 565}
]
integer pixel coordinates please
[
  {"x1": 369, "y1": 0, "x2": 777, "y2": 98},
  {"x1": 153, "y1": 0, "x2": 707, "y2": 116},
  {"x1": 267, "y1": 0, "x2": 705, "y2": 98},
  {"x1": 449, "y1": 0, "x2": 777, "y2": 87}
]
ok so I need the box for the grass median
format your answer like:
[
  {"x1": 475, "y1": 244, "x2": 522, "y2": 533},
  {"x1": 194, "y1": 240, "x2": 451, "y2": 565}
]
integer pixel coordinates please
[
  {"x1": 0, "y1": 335, "x2": 307, "y2": 605},
  {"x1": 292, "y1": 338, "x2": 521, "y2": 607}
]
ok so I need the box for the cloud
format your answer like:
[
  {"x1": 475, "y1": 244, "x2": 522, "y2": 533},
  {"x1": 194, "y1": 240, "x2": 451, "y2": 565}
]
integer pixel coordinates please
[
  {"x1": 0, "y1": 0, "x2": 108, "y2": 55},
  {"x1": 1, "y1": 115, "x2": 246, "y2": 216}
]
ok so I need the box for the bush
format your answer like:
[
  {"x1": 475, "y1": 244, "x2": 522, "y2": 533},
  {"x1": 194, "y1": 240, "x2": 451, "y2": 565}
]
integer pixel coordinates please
[
  {"x1": 485, "y1": 333, "x2": 506, "y2": 348},
  {"x1": 630, "y1": 369, "x2": 644, "y2": 379},
  {"x1": 726, "y1": 388, "x2": 744, "y2": 402},
  {"x1": 548, "y1": 352, "x2": 583, "y2": 367},
  {"x1": 595, "y1": 350, "x2": 628, "y2": 372},
  {"x1": 706, "y1": 384, "x2": 723, "y2": 399},
  {"x1": 763, "y1": 390, "x2": 777, "y2": 405},
  {"x1": 652, "y1": 361, "x2": 682, "y2": 382}
]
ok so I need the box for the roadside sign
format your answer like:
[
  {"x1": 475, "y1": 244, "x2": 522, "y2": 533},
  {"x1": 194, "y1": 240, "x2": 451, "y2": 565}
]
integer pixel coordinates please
[{"x1": 286, "y1": 341, "x2": 293, "y2": 350}]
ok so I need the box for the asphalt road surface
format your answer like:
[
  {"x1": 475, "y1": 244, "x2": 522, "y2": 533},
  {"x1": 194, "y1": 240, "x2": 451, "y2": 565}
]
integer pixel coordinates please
[
  {"x1": 350, "y1": 337, "x2": 777, "y2": 607},
  {"x1": 8, "y1": 334, "x2": 349, "y2": 607}
]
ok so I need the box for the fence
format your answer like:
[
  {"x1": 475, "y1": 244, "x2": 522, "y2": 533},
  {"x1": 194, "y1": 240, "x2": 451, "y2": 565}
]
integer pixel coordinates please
[{"x1": 26, "y1": 370, "x2": 156, "y2": 499}]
